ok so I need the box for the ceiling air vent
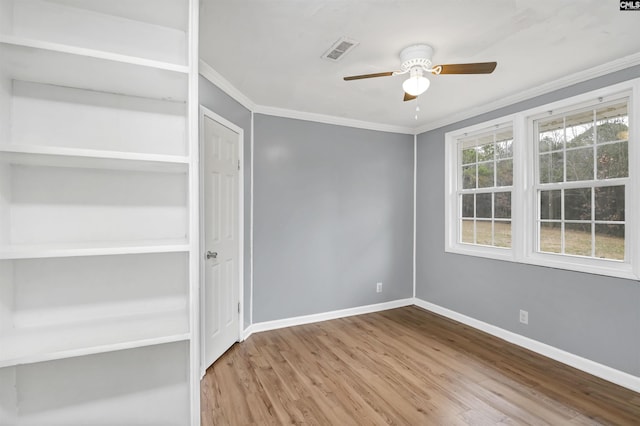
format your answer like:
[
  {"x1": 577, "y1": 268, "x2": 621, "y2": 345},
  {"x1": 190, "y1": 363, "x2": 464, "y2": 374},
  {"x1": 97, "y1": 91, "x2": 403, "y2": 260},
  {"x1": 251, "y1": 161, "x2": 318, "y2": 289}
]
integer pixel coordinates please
[{"x1": 322, "y1": 37, "x2": 359, "y2": 61}]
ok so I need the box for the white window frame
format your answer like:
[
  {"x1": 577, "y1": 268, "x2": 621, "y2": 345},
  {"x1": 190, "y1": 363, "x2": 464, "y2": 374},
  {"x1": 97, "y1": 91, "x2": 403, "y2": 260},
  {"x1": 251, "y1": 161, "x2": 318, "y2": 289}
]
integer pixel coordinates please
[
  {"x1": 445, "y1": 78, "x2": 640, "y2": 280},
  {"x1": 445, "y1": 116, "x2": 518, "y2": 262}
]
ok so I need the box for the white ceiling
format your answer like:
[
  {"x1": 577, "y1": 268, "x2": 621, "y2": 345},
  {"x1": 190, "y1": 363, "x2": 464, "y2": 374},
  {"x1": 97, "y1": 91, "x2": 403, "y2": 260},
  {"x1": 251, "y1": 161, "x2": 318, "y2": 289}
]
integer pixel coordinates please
[{"x1": 200, "y1": 0, "x2": 640, "y2": 132}]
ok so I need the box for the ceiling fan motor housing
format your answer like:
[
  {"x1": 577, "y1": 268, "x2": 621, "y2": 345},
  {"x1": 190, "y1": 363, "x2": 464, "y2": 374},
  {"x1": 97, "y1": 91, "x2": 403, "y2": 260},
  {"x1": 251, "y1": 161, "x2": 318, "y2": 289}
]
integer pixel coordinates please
[{"x1": 400, "y1": 44, "x2": 434, "y2": 72}]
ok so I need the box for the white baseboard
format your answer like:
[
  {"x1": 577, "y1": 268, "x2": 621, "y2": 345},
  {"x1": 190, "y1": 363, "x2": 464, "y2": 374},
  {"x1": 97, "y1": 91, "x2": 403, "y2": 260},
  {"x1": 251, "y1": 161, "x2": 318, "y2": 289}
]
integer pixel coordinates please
[
  {"x1": 240, "y1": 297, "x2": 639, "y2": 393},
  {"x1": 242, "y1": 298, "x2": 414, "y2": 340},
  {"x1": 413, "y1": 297, "x2": 640, "y2": 393}
]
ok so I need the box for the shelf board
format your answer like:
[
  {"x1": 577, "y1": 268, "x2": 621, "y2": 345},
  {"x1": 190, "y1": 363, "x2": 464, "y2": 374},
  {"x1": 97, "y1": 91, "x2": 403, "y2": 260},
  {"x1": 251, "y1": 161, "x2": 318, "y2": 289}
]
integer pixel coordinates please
[
  {"x1": 0, "y1": 145, "x2": 189, "y2": 173},
  {"x1": 0, "y1": 36, "x2": 188, "y2": 101},
  {"x1": 0, "y1": 239, "x2": 190, "y2": 260},
  {"x1": 0, "y1": 309, "x2": 190, "y2": 368},
  {"x1": 30, "y1": 0, "x2": 189, "y2": 33}
]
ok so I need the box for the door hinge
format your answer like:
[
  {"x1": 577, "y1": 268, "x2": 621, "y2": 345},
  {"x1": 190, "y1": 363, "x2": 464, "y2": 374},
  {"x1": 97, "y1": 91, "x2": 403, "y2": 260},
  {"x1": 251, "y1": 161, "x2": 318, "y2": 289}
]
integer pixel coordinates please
[
  {"x1": 238, "y1": 160, "x2": 240, "y2": 171},
  {"x1": 238, "y1": 302, "x2": 240, "y2": 314}
]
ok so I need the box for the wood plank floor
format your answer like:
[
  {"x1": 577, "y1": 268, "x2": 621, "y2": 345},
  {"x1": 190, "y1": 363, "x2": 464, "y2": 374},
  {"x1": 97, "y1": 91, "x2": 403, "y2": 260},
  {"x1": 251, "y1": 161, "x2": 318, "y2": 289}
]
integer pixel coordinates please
[{"x1": 201, "y1": 306, "x2": 640, "y2": 425}]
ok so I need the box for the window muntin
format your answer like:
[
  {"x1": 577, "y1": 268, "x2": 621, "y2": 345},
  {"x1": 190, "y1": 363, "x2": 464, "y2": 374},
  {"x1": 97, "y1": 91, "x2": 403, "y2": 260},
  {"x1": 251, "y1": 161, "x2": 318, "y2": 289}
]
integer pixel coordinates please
[
  {"x1": 458, "y1": 128, "x2": 513, "y2": 248},
  {"x1": 534, "y1": 99, "x2": 629, "y2": 261}
]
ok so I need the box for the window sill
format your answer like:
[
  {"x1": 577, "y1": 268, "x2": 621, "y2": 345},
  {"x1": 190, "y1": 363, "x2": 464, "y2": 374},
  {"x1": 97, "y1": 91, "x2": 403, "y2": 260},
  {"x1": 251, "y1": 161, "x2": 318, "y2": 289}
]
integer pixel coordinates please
[{"x1": 445, "y1": 244, "x2": 639, "y2": 281}]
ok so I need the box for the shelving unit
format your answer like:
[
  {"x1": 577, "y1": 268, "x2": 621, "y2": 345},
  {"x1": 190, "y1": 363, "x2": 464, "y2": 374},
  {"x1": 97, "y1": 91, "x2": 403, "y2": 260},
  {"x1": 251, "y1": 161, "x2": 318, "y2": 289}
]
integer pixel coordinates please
[{"x1": 0, "y1": 0, "x2": 199, "y2": 424}]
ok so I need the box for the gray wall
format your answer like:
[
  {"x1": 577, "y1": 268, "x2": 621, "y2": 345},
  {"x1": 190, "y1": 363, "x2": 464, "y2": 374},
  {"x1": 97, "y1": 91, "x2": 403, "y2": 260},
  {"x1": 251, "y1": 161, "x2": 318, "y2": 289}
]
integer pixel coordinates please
[
  {"x1": 416, "y1": 66, "x2": 640, "y2": 376},
  {"x1": 199, "y1": 76, "x2": 252, "y2": 328},
  {"x1": 253, "y1": 115, "x2": 414, "y2": 322}
]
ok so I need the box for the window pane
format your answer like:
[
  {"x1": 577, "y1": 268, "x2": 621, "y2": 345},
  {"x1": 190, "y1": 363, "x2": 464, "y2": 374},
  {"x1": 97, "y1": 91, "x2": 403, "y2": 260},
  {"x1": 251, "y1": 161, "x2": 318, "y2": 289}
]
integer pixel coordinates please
[
  {"x1": 538, "y1": 118, "x2": 564, "y2": 152},
  {"x1": 566, "y1": 147, "x2": 594, "y2": 181},
  {"x1": 477, "y1": 142, "x2": 494, "y2": 162},
  {"x1": 461, "y1": 194, "x2": 474, "y2": 218},
  {"x1": 564, "y1": 188, "x2": 591, "y2": 221},
  {"x1": 477, "y1": 163, "x2": 494, "y2": 188},
  {"x1": 495, "y1": 136, "x2": 513, "y2": 159},
  {"x1": 540, "y1": 222, "x2": 561, "y2": 253},
  {"x1": 565, "y1": 110, "x2": 594, "y2": 148},
  {"x1": 461, "y1": 219, "x2": 474, "y2": 244},
  {"x1": 496, "y1": 159, "x2": 513, "y2": 186},
  {"x1": 595, "y1": 186, "x2": 625, "y2": 221},
  {"x1": 540, "y1": 190, "x2": 561, "y2": 220},
  {"x1": 596, "y1": 103, "x2": 628, "y2": 144},
  {"x1": 539, "y1": 152, "x2": 563, "y2": 183},
  {"x1": 597, "y1": 142, "x2": 628, "y2": 179},
  {"x1": 462, "y1": 165, "x2": 476, "y2": 189},
  {"x1": 495, "y1": 221, "x2": 511, "y2": 248},
  {"x1": 476, "y1": 193, "x2": 492, "y2": 218},
  {"x1": 462, "y1": 147, "x2": 476, "y2": 165},
  {"x1": 494, "y1": 192, "x2": 511, "y2": 219},
  {"x1": 565, "y1": 223, "x2": 592, "y2": 256},
  {"x1": 455, "y1": 125, "x2": 514, "y2": 250},
  {"x1": 476, "y1": 220, "x2": 492, "y2": 245},
  {"x1": 595, "y1": 224, "x2": 624, "y2": 260}
]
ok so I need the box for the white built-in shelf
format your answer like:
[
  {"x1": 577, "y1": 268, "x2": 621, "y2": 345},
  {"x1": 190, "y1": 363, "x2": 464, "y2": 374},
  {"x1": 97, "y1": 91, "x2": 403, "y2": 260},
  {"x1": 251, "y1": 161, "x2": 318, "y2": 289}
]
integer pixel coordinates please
[
  {"x1": 0, "y1": 239, "x2": 190, "y2": 260},
  {"x1": 1, "y1": 35, "x2": 188, "y2": 73},
  {"x1": 0, "y1": 309, "x2": 190, "y2": 368},
  {"x1": 0, "y1": 36, "x2": 188, "y2": 101},
  {"x1": 0, "y1": 145, "x2": 189, "y2": 173},
  {"x1": 1, "y1": 0, "x2": 188, "y2": 66},
  {"x1": 0, "y1": 0, "x2": 197, "y2": 423}
]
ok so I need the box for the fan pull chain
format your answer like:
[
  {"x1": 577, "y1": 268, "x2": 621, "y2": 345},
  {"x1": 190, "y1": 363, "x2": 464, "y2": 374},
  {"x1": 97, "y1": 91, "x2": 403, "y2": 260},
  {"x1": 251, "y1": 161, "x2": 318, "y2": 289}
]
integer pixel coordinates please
[{"x1": 415, "y1": 104, "x2": 420, "y2": 120}]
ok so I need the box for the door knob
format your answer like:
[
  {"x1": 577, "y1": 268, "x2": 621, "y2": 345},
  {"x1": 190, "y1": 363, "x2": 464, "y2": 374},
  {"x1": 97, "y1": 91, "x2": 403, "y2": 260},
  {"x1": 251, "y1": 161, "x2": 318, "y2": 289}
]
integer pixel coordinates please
[{"x1": 206, "y1": 251, "x2": 218, "y2": 259}]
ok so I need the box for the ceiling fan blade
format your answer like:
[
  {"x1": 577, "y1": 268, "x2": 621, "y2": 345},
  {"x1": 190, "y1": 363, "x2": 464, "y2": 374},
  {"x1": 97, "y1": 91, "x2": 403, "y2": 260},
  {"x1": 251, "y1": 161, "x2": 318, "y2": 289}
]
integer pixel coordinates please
[
  {"x1": 343, "y1": 71, "x2": 395, "y2": 81},
  {"x1": 434, "y1": 62, "x2": 497, "y2": 75},
  {"x1": 403, "y1": 92, "x2": 417, "y2": 102}
]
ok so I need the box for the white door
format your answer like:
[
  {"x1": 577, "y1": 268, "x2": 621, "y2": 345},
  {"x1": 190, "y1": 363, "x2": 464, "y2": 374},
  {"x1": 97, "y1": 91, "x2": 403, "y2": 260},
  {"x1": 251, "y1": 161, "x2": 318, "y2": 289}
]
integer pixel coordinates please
[{"x1": 202, "y1": 112, "x2": 241, "y2": 370}]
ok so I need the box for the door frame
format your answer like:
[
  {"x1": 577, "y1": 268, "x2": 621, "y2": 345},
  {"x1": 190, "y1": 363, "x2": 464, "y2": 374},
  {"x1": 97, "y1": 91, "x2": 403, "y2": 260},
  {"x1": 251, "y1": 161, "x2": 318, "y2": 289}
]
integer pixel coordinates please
[{"x1": 198, "y1": 105, "x2": 244, "y2": 377}]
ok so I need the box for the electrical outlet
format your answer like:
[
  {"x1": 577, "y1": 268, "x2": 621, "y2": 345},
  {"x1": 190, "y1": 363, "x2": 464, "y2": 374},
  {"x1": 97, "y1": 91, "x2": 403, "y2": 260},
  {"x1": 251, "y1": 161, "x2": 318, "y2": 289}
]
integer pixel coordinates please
[
  {"x1": 519, "y1": 309, "x2": 529, "y2": 324},
  {"x1": 376, "y1": 282, "x2": 383, "y2": 293}
]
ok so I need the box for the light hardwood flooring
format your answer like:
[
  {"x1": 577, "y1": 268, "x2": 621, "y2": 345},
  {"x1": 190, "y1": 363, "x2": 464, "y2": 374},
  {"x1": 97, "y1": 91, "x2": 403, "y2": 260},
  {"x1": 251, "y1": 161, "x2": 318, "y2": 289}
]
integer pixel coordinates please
[{"x1": 201, "y1": 306, "x2": 640, "y2": 425}]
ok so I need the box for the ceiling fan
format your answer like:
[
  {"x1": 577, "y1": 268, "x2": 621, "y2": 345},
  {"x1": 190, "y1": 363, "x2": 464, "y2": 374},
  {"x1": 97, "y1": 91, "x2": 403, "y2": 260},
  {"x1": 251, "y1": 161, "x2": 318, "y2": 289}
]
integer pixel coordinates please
[{"x1": 344, "y1": 44, "x2": 497, "y2": 101}]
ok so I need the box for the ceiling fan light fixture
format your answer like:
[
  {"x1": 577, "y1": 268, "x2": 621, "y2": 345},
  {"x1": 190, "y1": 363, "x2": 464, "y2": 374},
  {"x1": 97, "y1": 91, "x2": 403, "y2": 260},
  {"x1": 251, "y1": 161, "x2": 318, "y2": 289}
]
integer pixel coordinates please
[{"x1": 402, "y1": 68, "x2": 430, "y2": 96}]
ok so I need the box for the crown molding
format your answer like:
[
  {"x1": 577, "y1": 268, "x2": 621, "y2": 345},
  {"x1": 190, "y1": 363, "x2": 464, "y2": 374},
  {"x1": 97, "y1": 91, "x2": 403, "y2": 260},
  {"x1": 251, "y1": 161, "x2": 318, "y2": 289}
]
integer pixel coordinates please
[
  {"x1": 253, "y1": 105, "x2": 415, "y2": 135},
  {"x1": 199, "y1": 59, "x2": 256, "y2": 111},
  {"x1": 414, "y1": 51, "x2": 640, "y2": 134},
  {"x1": 199, "y1": 59, "x2": 413, "y2": 134}
]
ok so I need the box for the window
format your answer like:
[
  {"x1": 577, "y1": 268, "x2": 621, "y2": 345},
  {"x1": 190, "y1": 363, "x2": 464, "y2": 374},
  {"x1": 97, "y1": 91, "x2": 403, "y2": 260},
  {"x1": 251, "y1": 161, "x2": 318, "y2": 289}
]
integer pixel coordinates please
[
  {"x1": 534, "y1": 100, "x2": 628, "y2": 261},
  {"x1": 458, "y1": 127, "x2": 513, "y2": 248},
  {"x1": 445, "y1": 78, "x2": 639, "y2": 280}
]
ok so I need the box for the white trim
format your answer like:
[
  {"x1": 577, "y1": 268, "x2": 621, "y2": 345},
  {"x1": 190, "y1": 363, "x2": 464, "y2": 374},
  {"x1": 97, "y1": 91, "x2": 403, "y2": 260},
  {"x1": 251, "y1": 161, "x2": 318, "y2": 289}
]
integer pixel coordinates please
[
  {"x1": 249, "y1": 111, "x2": 255, "y2": 328},
  {"x1": 199, "y1": 59, "x2": 256, "y2": 111},
  {"x1": 198, "y1": 106, "x2": 245, "y2": 376},
  {"x1": 416, "y1": 51, "x2": 640, "y2": 134},
  {"x1": 242, "y1": 298, "x2": 414, "y2": 340},
  {"x1": 187, "y1": 2, "x2": 200, "y2": 424},
  {"x1": 240, "y1": 295, "x2": 640, "y2": 393},
  {"x1": 254, "y1": 105, "x2": 414, "y2": 135},
  {"x1": 413, "y1": 298, "x2": 640, "y2": 393},
  {"x1": 199, "y1": 59, "x2": 413, "y2": 135},
  {"x1": 413, "y1": 134, "x2": 417, "y2": 298},
  {"x1": 631, "y1": 77, "x2": 640, "y2": 279},
  {"x1": 238, "y1": 122, "x2": 245, "y2": 344}
]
